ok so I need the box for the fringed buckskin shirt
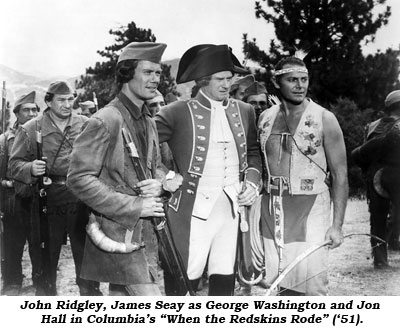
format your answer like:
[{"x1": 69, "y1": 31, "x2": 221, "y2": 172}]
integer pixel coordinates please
[{"x1": 67, "y1": 92, "x2": 165, "y2": 285}]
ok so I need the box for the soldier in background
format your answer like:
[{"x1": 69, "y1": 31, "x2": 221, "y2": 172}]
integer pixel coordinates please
[
  {"x1": 9, "y1": 81, "x2": 101, "y2": 295},
  {"x1": 352, "y1": 90, "x2": 400, "y2": 268},
  {"x1": 0, "y1": 91, "x2": 39, "y2": 295},
  {"x1": 146, "y1": 90, "x2": 166, "y2": 116},
  {"x1": 242, "y1": 82, "x2": 269, "y2": 122},
  {"x1": 229, "y1": 74, "x2": 255, "y2": 100}
]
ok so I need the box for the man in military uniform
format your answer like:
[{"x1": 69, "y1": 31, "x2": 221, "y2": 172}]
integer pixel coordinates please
[
  {"x1": 229, "y1": 74, "x2": 255, "y2": 100},
  {"x1": 242, "y1": 81, "x2": 269, "y2": 122},
  {"x1": 67, "y1": 42, "x2": 171, "y2": 296},
  {"x1": 156, "y1": 44, "x2": 262, "y2": 296},
  {"x1": 0, "y1": 91, "x2": 39, "y2": 295},
  {"x1": 9, "y1": 81, "x2": 100, "y2": 295},
  {"x1": 146, "y1": 90, "x2": 166, "y2": 116},
  {"x1": 352, "y1": 90, "x2": 400, "y2": 268}
]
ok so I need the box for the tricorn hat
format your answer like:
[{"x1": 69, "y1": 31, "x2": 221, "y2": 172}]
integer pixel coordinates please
[
  {"x1": 231, "y1": 74, "x2": 255, "y2": 92},
  {"x1": 13, "y1": 91, "x2": 37, "y2": 113},
  {"x1": 176, "y1": 44, "x2": 248, "y2": 84},
  {"x1": 243, "y1": 82, "x2": 268, "y2": 100},
  {"x1": 118, "y1": 42, "x2": 167, "y2": 64}
]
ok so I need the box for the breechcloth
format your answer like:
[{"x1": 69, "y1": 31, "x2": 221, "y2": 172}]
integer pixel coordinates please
[{"x1": 261, "y1": 176, "x2": 331, "y2": 295}]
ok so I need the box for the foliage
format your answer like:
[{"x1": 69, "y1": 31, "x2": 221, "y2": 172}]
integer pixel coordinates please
[
  {"x1": 76, "y1": 21, "x2": 178, "y2": 108},
  {"x1": 330, "y1": 98, "x2": 371, "y2": 197},
  {"x1": 244, "y1": 0, "x2": 400, "y2": 195},
  {"x1": 244, "y1": 0, "x2": 400, "y2": 111}
]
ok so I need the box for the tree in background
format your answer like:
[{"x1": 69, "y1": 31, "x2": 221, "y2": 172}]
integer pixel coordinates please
[
  {"x1": 243, "y1": 0, "x2": 400, "y2": 195},
  {"x1": 76, "y1": 21, "x2": 178, "y2": 108}
]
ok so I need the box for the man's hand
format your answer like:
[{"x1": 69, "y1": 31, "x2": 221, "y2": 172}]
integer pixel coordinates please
[
  {"x1": 135, "y1": 179, "x2": 163, "y2": 197},
  {"x1": 238, "y1": 182, "x2": 258, "y2": 206},
  {"x1": 31, "y1": 159, "x2": 47, "y2": 177},
  {"x1": 140, "y1": 197, "x2": 165, "y2": 218},
  {"x1": 325, "y1": 225, "x2": 344, "y2": 249},
  {"x1": 162, "y1": 171, "x2": 183, "y2": 193}
]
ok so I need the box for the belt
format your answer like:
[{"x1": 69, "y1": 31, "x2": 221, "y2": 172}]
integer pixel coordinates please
[
  {"x1": 49, "y1": 175, "x2": 67, "y2": 185},
  {"x1": 269, "y1": 176, "x2": 291, "y2": 195}
]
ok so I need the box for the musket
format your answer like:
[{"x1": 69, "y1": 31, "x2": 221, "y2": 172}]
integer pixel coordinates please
[
  {"x1": 0, "y1": 81, "x2": 7, "y2": 293},
  {"x1": 121, "y1": 127, "x2": 195, "y2": 296},
  {"x1": 92, "y1": 92, "x2": 98, "y2": 113},
  {"x1": 33, "y1": 120, "x2": 53, "y2": 295}
]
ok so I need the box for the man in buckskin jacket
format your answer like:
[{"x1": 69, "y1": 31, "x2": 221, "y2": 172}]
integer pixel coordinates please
[
  {"x1": 156, "y1": 44, "x2": 262, "y2": 296},
  {"x1": 67, "y1": 42, "x2": 170, "y2": 296},
  {"x1": 9, "y1": 81, "x2": 100, "y2": 296}
]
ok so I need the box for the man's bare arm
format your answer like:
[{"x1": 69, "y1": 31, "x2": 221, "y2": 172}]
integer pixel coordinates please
[{"x1": 322, "y1": 110, "x2": 349, "y2": 248}]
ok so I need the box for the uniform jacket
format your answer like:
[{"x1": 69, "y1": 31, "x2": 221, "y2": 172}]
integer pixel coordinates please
[
  {"x1": 67, "y1": 93, "x2": 165, "y2": 285},
  {"x1": 155, "y1": 92, "x2": 262, "y2": 268},
  {"x1": 352, "y1": 116, "x2": 400, "y2": 174},
  {"x1": 1, "y1": 127, "x2": 16, "y2": 215},
  {"x1": 9, "y1": 110, "x2": 88, "y2": 204}
]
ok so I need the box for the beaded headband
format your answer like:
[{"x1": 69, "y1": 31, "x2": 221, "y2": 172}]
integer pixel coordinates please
[{"x1": 273, "y1": 66, "x2": 308, "y2": 76}]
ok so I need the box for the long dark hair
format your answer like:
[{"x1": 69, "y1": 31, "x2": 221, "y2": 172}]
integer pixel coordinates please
[{"x1": 114, "y1": 59, "x2": 139, "y2": 94}]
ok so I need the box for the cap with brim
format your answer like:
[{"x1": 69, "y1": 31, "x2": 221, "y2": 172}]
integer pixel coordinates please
[
  {"x1": 118, "y1": 42, "x2": 167, "y2": 64},
  {"x1": 385, "y1": 90, "x2": 400, "y2": 108},
  {"x1": 47, "y1": 81, "x2": 76, "y2": 95},
  {"x1": 176, "y1": 44, "x2": 248, "y2": 84},
  {"x1": 243, "y1": 82, "x2": 268, "y2": 99},
  {"x1": 13, "y1": 91, "x2": 36, "y2": 113},
  {"x1": 231, "y1": 75, "x2": 255, "y2": 91},
  {"x1": 79, "y1": 101, "x2": 95, "y2": 109}
]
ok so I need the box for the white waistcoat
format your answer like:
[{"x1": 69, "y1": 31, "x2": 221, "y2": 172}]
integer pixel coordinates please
[
  {"x1": 192, "y1": 94, "x2": 240, "y2": 219},
  {"x1": 258, "y1": 100, "x2": 329, "y2": 195}
]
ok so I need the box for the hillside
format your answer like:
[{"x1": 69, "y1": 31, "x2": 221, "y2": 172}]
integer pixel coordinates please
[
  {"x1": 163, "y1": 58, "x2": 193, "y2": 100},
  {"x1": 0, "y1": 59, "x2": 189, "y2": 119},
  {"x1": 0, "y1": 64, "x2": 81, "y2": 123}
]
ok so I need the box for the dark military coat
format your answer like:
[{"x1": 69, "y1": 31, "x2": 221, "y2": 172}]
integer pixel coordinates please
[{"x1": 155, "y1": 91, "x2": 262, "y2": 268}]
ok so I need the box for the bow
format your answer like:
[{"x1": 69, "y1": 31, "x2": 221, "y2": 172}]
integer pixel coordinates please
[{"x1": 265, "y1": 233, "x2": 386, "y2": 296}]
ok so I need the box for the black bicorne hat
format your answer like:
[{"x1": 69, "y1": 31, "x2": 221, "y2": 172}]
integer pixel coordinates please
[{"x1": 176, "y1": 44, "x2": 248, "y2": 84}]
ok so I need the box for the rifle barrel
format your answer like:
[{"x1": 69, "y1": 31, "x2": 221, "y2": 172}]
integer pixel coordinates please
[{"x1": 121, "y1": 128, "x2": 195, "y2": 295}]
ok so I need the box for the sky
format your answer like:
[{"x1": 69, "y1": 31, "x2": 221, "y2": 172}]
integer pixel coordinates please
[{"x1": 0, "y1": 0, "x2": 399, "y2": 78}]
